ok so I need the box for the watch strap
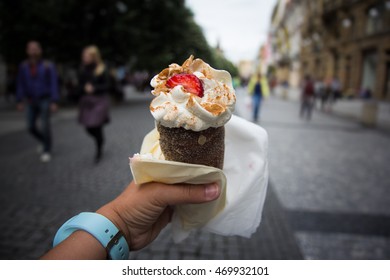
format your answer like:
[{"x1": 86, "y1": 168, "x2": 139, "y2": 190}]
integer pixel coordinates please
[{"x1": 53, "y1": 212, "x2": 129, "y2": 260}]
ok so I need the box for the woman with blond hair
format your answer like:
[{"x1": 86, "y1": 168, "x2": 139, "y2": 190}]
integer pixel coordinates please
[{"x1": 78, "y1": 46, "x2": 110, "y2": 163}]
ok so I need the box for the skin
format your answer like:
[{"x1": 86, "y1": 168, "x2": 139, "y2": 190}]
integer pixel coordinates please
[
  {"x1": 27, "y1": 41, "x2": 42, "y2": 63},
  {"x1": 41, "y1": 180, "x2": 220, "y2": 260},
  {"x1": 17, "y1": 41, "x2": 58, "y2": 112},
  {"x1": 81, "y1": 48, "x2": 95, "y2": 94}
]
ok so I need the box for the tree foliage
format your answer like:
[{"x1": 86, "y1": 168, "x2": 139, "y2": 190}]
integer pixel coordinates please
[{"x1": 0, "y1": 0, "x2": 237, "y2": 74}]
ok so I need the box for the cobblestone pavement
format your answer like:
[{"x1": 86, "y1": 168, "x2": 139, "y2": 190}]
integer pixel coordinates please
[
  {"x1": 236, "y1": 89, "x2": 390, "y2": 259},
  {"x1": 1, "y1": 90, "x2": 389, "y2": 259},
  {"x1": 0, "y1": 99, "x2": 301, "y2": 260}
]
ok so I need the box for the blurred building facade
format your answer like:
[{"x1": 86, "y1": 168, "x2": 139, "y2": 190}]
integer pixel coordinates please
[
  {"x1": 269, "y1": 0, "x2": 390, "y2": 100},
  {"x1": 301, "y1": 0, "x2": 390, "y2": 99},
  {"x1": 238, "y1": 60, "x2": 255, "y2": 81},
  {"x1": 269, "y1": 0, "x2": 305, "y2": 88}
]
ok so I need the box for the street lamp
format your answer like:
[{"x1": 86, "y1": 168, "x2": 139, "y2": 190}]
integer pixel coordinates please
[
  {"x1": 342, "y1": 18, "x2": 352, "y2": 28},
  {"x1": 116, "y1": 1, "x2": 128, "y2": 14},
  {"x1": 369, "y1": 7, "x2": 379, "y2": 18}
]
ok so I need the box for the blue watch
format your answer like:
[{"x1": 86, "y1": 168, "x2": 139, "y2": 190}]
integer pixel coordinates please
[{"x1": 53, "y1": 212, "x2": 129, "y2": 260}]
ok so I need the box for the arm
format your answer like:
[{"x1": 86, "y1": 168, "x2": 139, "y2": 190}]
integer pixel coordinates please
[
  {"x1": 247, "y1": 77, "x2": 255, "y2": 96},
  {"x1": 261, "y1": 77, "x2": 270, "y2": 98},
  {"x1": 49, "y1": 63, "x2": 59, "y2": 103},
  {"x1": 41, "y1": 181, "x2": 220, "y2": 260},
  {"x1": 92, "y1": 71, "x2": 111, "y2": 95},
  {"x1": 40, "y1": 230, "x2": 106, "y2": 260}
]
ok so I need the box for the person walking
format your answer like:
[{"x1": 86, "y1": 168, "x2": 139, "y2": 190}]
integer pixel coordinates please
[
  {"x1": 314, "y1": 77, "x2": 325, "y2": 110},
  {"x1": 330, "y1": 76, "x2": 342, "y2": 102},
  {"x1": 16, "y1": 41, "x2": 59, "y2": 163},
  {"x1": 77, "y1": 46, "x2": 110, "y2": 163},
  {"x1": 247, "y1": 73, "x2": 269, "y2": 122},
  {"x1": 300, "y1": 75, "x2": 315, "y2": 120}
]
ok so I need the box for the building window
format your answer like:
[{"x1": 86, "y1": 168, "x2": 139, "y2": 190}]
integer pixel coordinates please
[{"x1": 366, "y1": 1, "x2": 390, "y2": 35}]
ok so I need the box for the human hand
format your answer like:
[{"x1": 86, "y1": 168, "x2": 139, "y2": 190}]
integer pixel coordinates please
[
  {"x1": 50, "y1": 103, "x2": 58, "y2": 112},
  {"x1": 85, "y1": 83, "x2": 94, "y2": 94},
  {"x1": 97, "y1": 181, "x2": 220, "y2": 250},
  {"x1": 16, "y1": 103, "x2": 24, "y2": 112}
]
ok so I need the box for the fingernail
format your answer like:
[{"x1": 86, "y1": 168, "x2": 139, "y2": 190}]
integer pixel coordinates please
[{"x1": 205, "y1": 183, "x2": 219, "y2": 200}]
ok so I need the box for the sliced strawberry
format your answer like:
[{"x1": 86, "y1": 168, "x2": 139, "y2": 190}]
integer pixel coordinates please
[{"x1": 166, "y1": 74, "x2": 204, "y2": 97}]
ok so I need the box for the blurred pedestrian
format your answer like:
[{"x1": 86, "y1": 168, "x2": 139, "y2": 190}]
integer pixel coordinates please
[
  {"x1": 330, "y1": 76, "x2": 342, "y2": 102},
  {"x1": 247, "y1": 73, "x2": 270, "y2": 122},
  {"x1": 322, "y1": 78, "x2": 332, "y2": 112},
  {"x1": 281, "y1": 79, "x2": 289, "y2": 99},
  {"x1": 314, "y1": 77, "x2": 325, "y2": 110},
  {"x1": 300, "y1": 75, "x2": 315, "y2": 120},
  {"x1": 360, "y1": 87, "x2": 372, "y2": 100},
  {"x1": 269, "y1": 75, "x2": 277, "y2": 95},
  {"x1": 77, "y1": 46, "x2": 110, "y2": 163},
  {"x1": 16, "y1": 41, "x2": 59, "y2": 163}
]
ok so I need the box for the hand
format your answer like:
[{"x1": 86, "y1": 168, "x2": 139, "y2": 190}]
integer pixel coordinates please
[
  {"x1": 16, "y1": 103, "x2": 24, "y2": 112},
  {"x1": 97, "y1": 181, "x2": 220, "y2": 250},
  {"x1": 85, "y1": 83, "x2": 94, "y2": 94},
  {"x1": 50, "y1": 103, "x2": 58, "y2": 112}
]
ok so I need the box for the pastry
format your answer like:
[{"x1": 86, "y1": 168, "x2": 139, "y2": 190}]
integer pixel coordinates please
[{"x1": 150, "y1": 55, "x2": 236, "y2": 169}]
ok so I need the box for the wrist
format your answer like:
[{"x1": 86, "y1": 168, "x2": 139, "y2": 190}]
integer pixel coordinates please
[
  {"x1": 96, "y1": 203, "x2": 131, "y2": 247},
  {"x1": 52, "y1": 212, "x2": 129, "y2": 260}
]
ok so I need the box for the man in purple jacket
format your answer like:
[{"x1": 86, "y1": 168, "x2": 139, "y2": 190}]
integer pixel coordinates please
[{"x1": 16, "y1": 41, "x2": 59, "y2": 162}]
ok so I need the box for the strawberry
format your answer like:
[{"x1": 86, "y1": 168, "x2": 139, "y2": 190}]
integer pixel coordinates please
[{"x1": 166, "y1": 74, "x2": 204, "y2": 97}]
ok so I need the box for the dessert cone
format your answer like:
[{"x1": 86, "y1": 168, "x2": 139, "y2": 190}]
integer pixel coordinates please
[
  {"x1": 145, "y1": 56, "x2": 236, "y2": 232},
  {"x1": 157, "y1": 123, "x2": 224, "y2": 169}
]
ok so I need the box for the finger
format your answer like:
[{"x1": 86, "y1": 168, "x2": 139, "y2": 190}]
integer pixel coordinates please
[{"x1": 148, "y1": 182, "x2": 221, "y2": 206}]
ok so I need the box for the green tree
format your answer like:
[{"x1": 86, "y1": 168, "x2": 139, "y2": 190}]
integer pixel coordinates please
[{"x1": 0, "y1": 0, "x2": 236, "y2": 73}]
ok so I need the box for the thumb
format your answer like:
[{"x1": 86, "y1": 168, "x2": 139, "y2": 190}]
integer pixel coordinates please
[{"x1": 150, "y1": 182, "x2": 221, "y2": 206}]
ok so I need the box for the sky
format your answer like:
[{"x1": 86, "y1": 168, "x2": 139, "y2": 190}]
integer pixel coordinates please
[{"x1": 186, "y1": 0, "x2": 278, "y2": 63}]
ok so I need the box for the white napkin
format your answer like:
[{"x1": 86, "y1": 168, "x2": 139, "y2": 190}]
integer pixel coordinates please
[{"x1": 130, "y1": 115, "x2": 268, "y2": 242}]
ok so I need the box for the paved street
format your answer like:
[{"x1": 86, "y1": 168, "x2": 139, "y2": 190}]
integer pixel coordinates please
[
  {"x1": 237, "y1": 89, "x2": 390, "y2": 259},
  {"x1": 0, "y1": 90, "x2": 389, "y2": 259}
]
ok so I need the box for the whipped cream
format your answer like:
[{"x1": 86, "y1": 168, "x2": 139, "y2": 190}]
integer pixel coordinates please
[{"x1": 150, "y1": 56, "x2": 236, "y2": 131}]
